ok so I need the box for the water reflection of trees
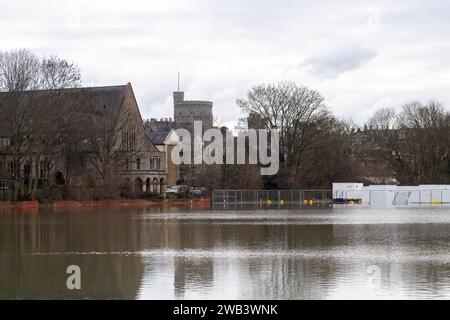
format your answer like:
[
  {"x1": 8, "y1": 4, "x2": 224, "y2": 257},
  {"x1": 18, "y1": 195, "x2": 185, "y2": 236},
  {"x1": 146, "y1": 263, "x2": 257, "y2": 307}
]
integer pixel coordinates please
[
  {"x1": 0, "y1": 209, "x2": 145, "y2": 299},
  {"x1": 3, "y1": 208, "x2": 449, "y2": 299},
  {"x1": 156, "y1": 217, "x2": 338, "y2": 299},
  {"x1": 328, "y1": 222, "x2": 450, "y2": 299},
  {"x1": 243, "y1": 225, "x2": 337, "y2": 299}
]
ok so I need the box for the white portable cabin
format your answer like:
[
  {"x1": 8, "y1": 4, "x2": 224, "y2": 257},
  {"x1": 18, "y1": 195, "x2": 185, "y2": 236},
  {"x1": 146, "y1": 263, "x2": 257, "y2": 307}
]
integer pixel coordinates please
[
  {"x1": 412, "y1": 185, "x2": 450, "y2": 204},
  {"x1": 363, "y1": 185, "x2": 398, "y2": 206},
  {"x1": 332, "y1": 183, "x2": 363, "y2": 203},
  {"x1": 333, "y1": 182, "x2": 450, "y2": 205}
]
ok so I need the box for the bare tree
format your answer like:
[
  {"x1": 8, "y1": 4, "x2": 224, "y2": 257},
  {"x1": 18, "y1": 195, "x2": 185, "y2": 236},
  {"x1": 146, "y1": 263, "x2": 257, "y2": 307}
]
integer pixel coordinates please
[
  {"x1": 366, "y1": 102, "x2": 450, "y2": 185},
  {"x1": 0, "y1": 49, "x2": 82, "y2": 200},
  {"x1": 395, "y1": 101, "x2": 450, "y2": 184},
  {"x1": 368, "y1": 107, "x2": 396, "y2": 130},
  {"x1": 82, "y1": 101, "x2": 143, "y2": 198},
  {"x1": 39, "y1": 55, "x2": 81, "y2": 90},
  {"x1": 237, "y1": 81, "x2": 348, "y2": 188},
  {"x1": 0, "y1": 49, "x2": 40, "y2": 91}
]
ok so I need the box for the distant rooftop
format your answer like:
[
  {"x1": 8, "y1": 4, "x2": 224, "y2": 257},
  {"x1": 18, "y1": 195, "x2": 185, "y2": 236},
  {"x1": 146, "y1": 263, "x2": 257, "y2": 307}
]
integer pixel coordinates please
[{"x1": 145, "y1": 130, "x2": 171, "y2": 145}]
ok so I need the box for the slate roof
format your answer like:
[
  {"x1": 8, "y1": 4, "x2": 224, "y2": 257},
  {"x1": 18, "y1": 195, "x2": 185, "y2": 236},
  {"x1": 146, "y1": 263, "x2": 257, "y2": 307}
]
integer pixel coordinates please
[
  {"x1": 0, "y1": 85, "x2": 128, "y2": 137},
  {"x1": 145, "y1": 130, "x2": 171, "y2": 145}
]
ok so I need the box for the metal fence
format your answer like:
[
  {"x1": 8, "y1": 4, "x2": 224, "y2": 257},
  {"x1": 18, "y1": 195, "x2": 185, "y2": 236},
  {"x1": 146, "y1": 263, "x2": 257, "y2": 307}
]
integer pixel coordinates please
[{"x1": 212, "y1": 189, "x2": 332, "y2": 208}]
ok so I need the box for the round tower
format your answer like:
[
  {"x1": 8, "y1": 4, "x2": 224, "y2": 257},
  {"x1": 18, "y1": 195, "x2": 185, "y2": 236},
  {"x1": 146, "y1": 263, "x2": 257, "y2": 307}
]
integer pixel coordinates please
[
  {"x1": 173, "y1": 91, "x2": 213, "y2": 132},
  {"x1": 173, "y1": 91, "x2": 184, "y2": 105}
]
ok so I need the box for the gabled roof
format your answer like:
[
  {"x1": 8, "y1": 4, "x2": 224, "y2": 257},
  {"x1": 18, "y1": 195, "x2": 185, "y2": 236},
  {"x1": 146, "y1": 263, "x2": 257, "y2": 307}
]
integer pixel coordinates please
[
  {"x1": 145, "y1": 130, "x2": 172, "y2": 145},
  {"x1": 0, "y1": 85, "x2": 128, "y2": 137}
]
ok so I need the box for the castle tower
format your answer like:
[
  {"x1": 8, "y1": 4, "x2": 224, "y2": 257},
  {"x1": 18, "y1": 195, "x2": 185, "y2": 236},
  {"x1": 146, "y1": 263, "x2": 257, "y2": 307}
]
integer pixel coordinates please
[
  {"x1": 173, "y1": 91, "x2": 184, "y2": 104},
  {"x1": 173, "y1": 91, "x2": 213, "y2": 132}
]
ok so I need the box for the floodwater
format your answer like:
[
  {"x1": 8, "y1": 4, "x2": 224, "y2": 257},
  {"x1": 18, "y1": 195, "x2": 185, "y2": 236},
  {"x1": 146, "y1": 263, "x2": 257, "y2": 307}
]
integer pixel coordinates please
[{"x1": 1, "y1": 205, "x2": 450, "y2": 299}]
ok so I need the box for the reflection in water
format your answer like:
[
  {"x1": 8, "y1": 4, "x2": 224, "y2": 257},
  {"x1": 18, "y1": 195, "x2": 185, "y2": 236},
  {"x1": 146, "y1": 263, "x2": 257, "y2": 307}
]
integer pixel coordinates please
[{"x1": 1, "y1": 206, "x2": 450, "y2": 299}]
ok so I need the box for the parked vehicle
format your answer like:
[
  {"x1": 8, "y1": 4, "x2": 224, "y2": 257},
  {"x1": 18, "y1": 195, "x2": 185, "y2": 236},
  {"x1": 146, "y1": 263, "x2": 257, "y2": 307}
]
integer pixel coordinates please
[
  {"x1": 190, "y1": 187, "x2": 207, "y2": 197},
  {"x1": 165, "y1": 185, "x2": 187, "y2": 196}
]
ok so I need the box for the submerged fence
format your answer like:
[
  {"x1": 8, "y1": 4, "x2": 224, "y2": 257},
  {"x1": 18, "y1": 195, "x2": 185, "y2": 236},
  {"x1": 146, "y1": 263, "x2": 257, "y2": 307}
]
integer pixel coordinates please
[{"x1": 212, "y1": 189, "x2": 332, "y2": 208}]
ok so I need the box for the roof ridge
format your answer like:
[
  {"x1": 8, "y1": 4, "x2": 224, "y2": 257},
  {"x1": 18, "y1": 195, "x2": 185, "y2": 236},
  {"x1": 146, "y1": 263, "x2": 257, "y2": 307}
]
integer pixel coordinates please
[{"x1": 0, "y1": 84, "x2": 129, "y2": 95}]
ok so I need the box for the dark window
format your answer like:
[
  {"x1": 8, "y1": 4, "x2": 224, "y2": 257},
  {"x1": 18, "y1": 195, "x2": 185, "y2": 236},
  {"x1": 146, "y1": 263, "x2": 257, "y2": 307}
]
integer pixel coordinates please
[
  {"x1": 23, "y1": 161, "x2": 31, "y2": 177},
  {"x1": 8, "y1": 162, "x2": 15, "y2": 175},
  {"x1": 39, "y1": 161, "x2": 50, "y2": 179},
  {"x1": 150, "y1": 157, "x2": 161, "y2": 170}
]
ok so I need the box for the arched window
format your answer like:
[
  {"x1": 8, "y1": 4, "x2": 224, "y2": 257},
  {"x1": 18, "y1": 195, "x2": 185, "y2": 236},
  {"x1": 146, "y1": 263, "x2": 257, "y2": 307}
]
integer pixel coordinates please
[
  {"x1": 136, "y1": 157, "x2": 141, "y2": 170},
  {"x1": 121, "y1": 131, "x2": 136, "y2": 151},
  {"x1": 54, "y1": 172, "x2": 66, "y2": 185}
]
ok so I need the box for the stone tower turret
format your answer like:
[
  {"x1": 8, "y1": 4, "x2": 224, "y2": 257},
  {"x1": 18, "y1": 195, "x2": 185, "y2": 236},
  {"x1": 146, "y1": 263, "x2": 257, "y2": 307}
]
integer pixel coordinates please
[
  {"x1": 173, "y1": 91, "x2": 184, "y2": 105},
  {"x1": 173, "y1": 91, "x2": 213, "y2": 132}
]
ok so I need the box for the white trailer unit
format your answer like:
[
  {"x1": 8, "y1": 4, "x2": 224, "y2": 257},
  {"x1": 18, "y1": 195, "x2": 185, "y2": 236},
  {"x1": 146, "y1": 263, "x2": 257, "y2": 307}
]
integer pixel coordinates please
[
  {"x1": 332, "y1": 183, "x2": 363, "y2": 203},
  {"x1": 365, "y1": 185, "x2": 397, "y2": 206},
  {"x1": 333, "y1": 182, "x2": 450, "y2": 206}
]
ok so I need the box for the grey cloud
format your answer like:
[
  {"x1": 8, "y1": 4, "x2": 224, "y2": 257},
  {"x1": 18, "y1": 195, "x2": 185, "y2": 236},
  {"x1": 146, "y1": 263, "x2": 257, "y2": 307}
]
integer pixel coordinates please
[
  {"x1": 2, "y1": 0, "x2": 450, "y2": 125},
  {"x1": 301, "y1": 46, "x2": 378, "y2": 78}
]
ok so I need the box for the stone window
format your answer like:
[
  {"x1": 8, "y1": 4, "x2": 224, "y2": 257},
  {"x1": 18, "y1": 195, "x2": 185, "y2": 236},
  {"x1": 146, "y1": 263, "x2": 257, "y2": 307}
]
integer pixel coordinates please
[
  {"x1": 39, "y1": 161, "x2": 49, "y2": 178},
  {"x1": 8, "y1": 161, "x2": 15, "y2": 175},
  {"x1": 23, "y1": 161, "x2": 31, "y2": 177},
  {"x1": 0, "y1": 180, "x2": 13, "y2": 190},
  {"x1": 150, "y1": 157, "x2": 161, "y2": 170},
  {"x1": 136, "y1": 157, "x2": 141, "y2": 170},
  {"x1": 121, "y1": 131, "x2": 136, "y2": 151}
]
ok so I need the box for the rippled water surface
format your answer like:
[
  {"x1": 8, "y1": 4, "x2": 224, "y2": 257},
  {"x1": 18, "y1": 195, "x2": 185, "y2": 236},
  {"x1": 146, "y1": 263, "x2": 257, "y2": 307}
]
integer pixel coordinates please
[{"x1": 1, "y1": 206, "x2": 450, "y2": 299}]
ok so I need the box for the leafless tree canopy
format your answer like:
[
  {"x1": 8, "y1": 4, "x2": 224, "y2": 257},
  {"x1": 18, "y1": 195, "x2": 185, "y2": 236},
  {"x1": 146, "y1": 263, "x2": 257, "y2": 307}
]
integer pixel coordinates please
[
  {"x1": 0, "y1": 49, "x2": 81, "y2": 92},
  {"x1": 39, "y1": 55, "x2": 81, "y2": 90},
  {"x1": 0, "y1": 49, "x2": 82, "y2": 200},
  {"x1": 363, "y1": 101, "x2": 450, "y2": 185},
  {"x1": 237, "y1": 81, "x2": 355, "y2": 188},
  {"x1": 368, "y1": 107, "x2": 396, "y2": 130},
  {"x1": 0, "y1": 49, "x2": 40, "y2": 91},
  {"x1": 237, "y1": 82, "x2": 450, "y2": 188}
]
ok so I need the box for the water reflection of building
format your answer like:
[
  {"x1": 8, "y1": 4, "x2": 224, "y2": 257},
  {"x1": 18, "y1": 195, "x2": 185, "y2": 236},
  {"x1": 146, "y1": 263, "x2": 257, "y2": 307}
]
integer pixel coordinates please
[
  {"x1": 0, "y1": 209, "x2": 145, "y2": 299},
  {"x1": 161, "y1": 215, "x2": 218, "y2": 299}
]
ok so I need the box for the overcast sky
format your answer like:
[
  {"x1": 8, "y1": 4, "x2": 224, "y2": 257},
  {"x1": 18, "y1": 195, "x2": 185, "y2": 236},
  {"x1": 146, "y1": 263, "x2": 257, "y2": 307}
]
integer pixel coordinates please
[{"x1": 1, "y1": 0, "x2": 450, "y2": 128}]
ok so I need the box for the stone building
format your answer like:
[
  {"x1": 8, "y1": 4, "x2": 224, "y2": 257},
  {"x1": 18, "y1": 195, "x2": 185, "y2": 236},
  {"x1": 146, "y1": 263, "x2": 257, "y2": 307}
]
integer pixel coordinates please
[
  {"x1": 145, "y1": 90, "x2": 214, "y2": 134},
  {"x1": 144, "y1": 117, "x2": 175, "y2": 133},
  {"x1": 144, "y1": 90, "x2": 215, "y2": 186},
  {"x1": 0, "y1": 83, "x2": 167, "y2": 196},
  {"x1": 173, "y1": 91, "x2": 213, "y2": 132},
  {"x1": 246, "y1": 112, "x2": 268, "y2": 130},
  {"x1": 145, "y1": 129, "x2": 180, "y2": 187}
]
